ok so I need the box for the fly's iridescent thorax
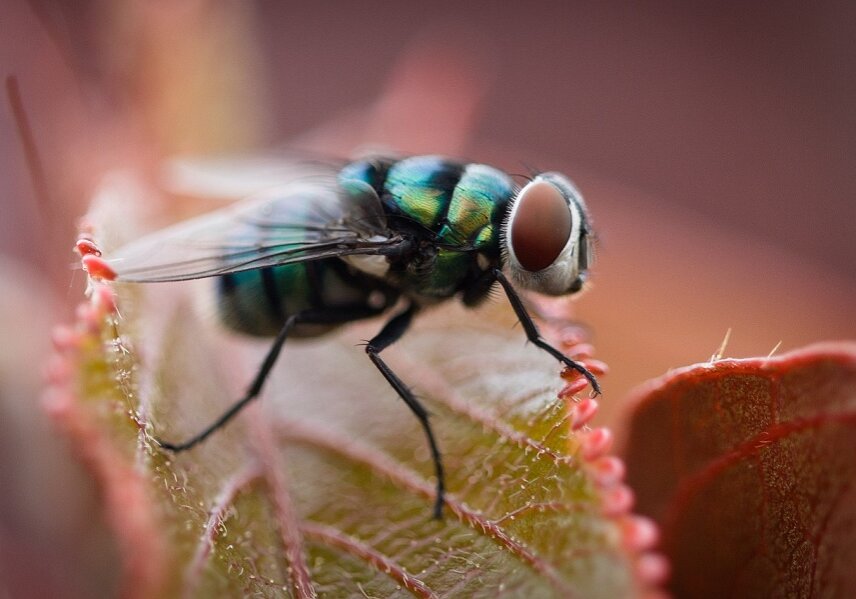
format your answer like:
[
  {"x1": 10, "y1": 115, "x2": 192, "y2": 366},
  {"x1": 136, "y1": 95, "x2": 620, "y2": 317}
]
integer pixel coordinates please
[{"x1": 339, "y1": 156, "x2": 515, "y2": 301}]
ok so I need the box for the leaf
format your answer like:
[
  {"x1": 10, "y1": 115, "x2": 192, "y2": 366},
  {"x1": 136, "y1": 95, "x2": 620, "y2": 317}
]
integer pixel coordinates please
[
  {"x1": 621, "y1": 343, "x2": 856, "y2": 597},
  {"x1": 47, "y1": 174, "x2": 654, "y2": 598}
]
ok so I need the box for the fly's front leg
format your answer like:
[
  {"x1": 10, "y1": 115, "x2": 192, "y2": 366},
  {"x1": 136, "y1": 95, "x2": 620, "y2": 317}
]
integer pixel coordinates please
[
  {"x1": 156, "y1": 305, "x2": 384, "y2": 452},
  {"x1": 493, "y1": 269, "x2": 601, "y2": 396},
  {"x1": 364, "y1": 303, "x2": 446, "y2": 519}
]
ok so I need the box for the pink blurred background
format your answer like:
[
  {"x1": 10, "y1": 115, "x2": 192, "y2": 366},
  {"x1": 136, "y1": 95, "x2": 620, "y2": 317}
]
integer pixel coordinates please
[{"x1": 1, "y1": 1, "x2": 854, "y2": 596}]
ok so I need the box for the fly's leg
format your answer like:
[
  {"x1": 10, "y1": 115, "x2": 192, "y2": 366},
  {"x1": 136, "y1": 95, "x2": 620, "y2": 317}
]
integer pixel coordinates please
[
  {"x1": 493, "y1": 269, "x2": 601, "y2": 396},
  {"x1": 365, "y1": 303, "x2": 446, "y2": 519},
  {"x1": 156, "y1": 305, "x2": 384, "y2": 452}
]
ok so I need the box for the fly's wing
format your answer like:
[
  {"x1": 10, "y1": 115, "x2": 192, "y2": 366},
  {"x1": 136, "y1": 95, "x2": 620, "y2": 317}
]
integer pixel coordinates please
[
  {"x1": 163, "y1": 154, "x2": 347, "y2": 202},
  {"x1": 108, "y1": 179, "x2": 399, "y2": 282}
]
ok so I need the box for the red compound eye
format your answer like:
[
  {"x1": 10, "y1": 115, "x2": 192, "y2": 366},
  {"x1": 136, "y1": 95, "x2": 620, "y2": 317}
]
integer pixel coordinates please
[{"x1": 510, "y1": 181, "x2": 572, "y2": 271}]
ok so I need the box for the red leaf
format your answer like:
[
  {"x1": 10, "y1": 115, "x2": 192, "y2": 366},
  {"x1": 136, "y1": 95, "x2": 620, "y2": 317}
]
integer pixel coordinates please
[{"x1": 621, "y1": 343, "x2": 856, "y2": 597}]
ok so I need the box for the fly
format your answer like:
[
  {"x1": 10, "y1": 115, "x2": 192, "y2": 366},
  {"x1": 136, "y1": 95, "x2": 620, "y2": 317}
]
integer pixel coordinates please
[{"x1": 94, "y1": 154, "x2": 600, "y2": 518}]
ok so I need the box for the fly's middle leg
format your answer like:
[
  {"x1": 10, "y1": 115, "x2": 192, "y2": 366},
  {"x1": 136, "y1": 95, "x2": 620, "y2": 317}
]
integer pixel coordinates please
[
  {"x1": 156, "y1": 304, "x2": 386, "y2": 452},
  {"x1": 365, "y1": 303, "x2": 446, "y2": 519}
]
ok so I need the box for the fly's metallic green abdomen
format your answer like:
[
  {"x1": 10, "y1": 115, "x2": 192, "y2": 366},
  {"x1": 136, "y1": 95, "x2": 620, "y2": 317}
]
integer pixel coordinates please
[{"x1": 217, "y1": 261, "x2": 395, "y2": 337}]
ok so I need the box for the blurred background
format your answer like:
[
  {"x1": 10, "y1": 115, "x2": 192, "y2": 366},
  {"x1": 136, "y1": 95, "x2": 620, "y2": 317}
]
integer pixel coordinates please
[{"x1": 1, "y1": 1, "x2": 854, "y2": 596}]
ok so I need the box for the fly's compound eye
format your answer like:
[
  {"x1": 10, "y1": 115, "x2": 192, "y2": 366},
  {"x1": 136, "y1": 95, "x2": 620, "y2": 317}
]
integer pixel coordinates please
[
  {"x1": 509, "y1": 180, "x2": 572, "y2": 272},
  {"x1": 503, "y1": 174, "x2": 592, "y2": 296}
]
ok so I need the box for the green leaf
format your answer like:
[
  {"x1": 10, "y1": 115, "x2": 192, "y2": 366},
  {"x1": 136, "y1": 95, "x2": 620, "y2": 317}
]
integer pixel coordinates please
[
  {"x1": 49, "y1": 176, "x2": 646, "y2": 598},
  {"x1": 622, "y1": 343, "x2": 856, "y2": 597}
]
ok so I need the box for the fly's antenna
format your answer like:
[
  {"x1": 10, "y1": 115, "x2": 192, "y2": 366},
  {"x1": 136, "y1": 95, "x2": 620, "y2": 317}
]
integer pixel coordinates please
[
  {"x1": 508, "y1": 170, "x2": 534, "y2": 184},
  {"x1": 518, "y1": 160, "x2": 542, "y2": 178}
]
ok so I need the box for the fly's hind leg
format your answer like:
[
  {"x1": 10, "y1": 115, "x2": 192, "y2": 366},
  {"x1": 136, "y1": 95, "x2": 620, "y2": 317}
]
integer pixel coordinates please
[
  {"x1": 364, "y1": 303, "x2": 447, "y2": 519},
  {"x1": 156, "y1": 304, "x2": 385, "y2": 452}
]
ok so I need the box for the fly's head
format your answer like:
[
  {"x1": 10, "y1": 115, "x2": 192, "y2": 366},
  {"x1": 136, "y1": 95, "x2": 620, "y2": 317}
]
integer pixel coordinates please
[{"x1": 502, "y1": 173, "x2": 594, "y2": 296}]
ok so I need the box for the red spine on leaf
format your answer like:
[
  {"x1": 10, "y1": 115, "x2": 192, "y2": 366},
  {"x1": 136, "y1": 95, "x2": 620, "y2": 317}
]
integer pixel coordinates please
[
  {"x1": 581, "y1": 427, "x2": 613, "y2": 460},
  {"x1": 588, "y1": 455, "x2": 626, "y2": 487},
  {"x1": 620, "y1": 516, "x2": 660, "y2": 552},
  {"x1": 570, "y1": 397, "x2": 599, "y2": 429},
  {"x1": 82, "y1": 255, "x2": 117, "y2": 281},
  {"x1": 600, "y1": 484, "x2": 635, "y2": 516},
  {"x1": 559, "y1": 377, "x2": 591, "y2": 399},
  {"x1": 75, "y1": 238, "x2": 102, "y2": 257}
]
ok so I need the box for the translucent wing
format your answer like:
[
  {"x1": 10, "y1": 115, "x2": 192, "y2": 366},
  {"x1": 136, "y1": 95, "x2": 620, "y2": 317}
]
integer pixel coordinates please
[
  {"x1": 108, "y1": 179, "x2": 402, "y2": 283},
  {"x1": 163, "y1": 153, "x2": 347, "y2": 201}
]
